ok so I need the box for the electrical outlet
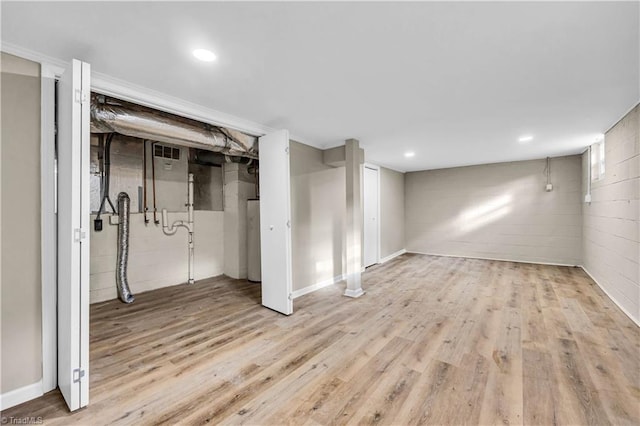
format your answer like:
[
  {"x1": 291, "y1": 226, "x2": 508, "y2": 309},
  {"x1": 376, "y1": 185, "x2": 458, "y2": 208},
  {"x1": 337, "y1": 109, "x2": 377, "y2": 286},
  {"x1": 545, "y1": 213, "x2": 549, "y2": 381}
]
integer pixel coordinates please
[
  {"x1": 109, "y1": 215, "x2": 120, "y2": 225},
  {"x1": 584, "y1": 194, "x2": 592, "y2": 203},
  {"x1": 545, "y1": 183, "x2": 553, "y2": 192}
]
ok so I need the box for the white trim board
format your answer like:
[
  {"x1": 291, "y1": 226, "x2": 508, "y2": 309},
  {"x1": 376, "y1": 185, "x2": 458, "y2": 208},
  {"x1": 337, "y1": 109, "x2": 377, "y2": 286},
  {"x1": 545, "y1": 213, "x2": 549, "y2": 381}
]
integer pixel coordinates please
[
  {"x1": 380, "y1": 249, "x2": 407, "y2": 264},
  {"x1": 291, "y1": 274, "x2": 345, "y2": 299},
  {"x1": 406, "y1": 250, "x2": 579, "y2": 268},
  {"x1": 580, "y1": 266, "x2": 640, "y2": 328},
  {"x1": 40, "y1": 65, "x2": 59, "y2": 394},
  {"x1": 0, "y1": 381, "x2": 43, "y2": 411}
]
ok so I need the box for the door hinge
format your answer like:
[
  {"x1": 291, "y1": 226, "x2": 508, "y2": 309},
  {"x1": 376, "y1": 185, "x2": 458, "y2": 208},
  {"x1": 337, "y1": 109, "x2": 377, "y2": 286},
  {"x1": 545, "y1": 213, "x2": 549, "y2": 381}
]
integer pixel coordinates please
[
  {"x1": 74, "y1": 89, "x2": 88, "y2": 104},
  {"x1": 285, "y1": 147, "x2": 289, "y2": 154},
  {"x1": 74, "y1": 228, "x2": 87, "y2": 242},
  {"x1": 288, "y1": 293, "x2": 293, "y2": 301},
  {"x1": 73, "y1": 368, "x2": 85, "y2": 383},
  {"x1": 286, "y1": 220, "x2": 291, "y2": 228}
]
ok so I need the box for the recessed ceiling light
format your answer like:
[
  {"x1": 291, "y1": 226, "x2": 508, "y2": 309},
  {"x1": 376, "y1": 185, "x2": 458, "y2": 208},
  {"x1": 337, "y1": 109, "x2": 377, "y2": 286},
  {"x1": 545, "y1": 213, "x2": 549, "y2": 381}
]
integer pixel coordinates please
[
  {"x1": 518, "y1": 135, "x2": 534, "y2": 143},
  {"x1": 193, "y1": 48, "x2": 217, "y2": 62},
  {"x1": 404, "y1": 151, "x2": 415, "y2": 158}
]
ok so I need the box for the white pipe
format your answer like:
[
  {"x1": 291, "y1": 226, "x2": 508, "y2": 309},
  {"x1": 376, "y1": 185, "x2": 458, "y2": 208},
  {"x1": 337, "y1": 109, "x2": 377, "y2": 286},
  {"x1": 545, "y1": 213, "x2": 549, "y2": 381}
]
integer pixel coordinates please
[
  {"x1": 187, "y1": 173, "x2": 194, "y2": 284},
  {"x1": 161, "y1": 173, "x2": 195, "y2": 284}
]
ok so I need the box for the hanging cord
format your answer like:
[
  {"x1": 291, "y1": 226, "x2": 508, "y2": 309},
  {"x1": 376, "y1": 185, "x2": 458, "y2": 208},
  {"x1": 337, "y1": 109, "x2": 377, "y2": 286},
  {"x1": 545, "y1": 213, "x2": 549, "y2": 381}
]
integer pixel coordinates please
[
  {"x1": 151, "y1": 141, "x2": 160, "y2": 224},
  {"x1": 544, "y1": 157, "x2": 551, "y2": 185},
  {"x1": 95, "y1": 133, "x2": 118, "y2": 228},
  {"x1": 142, "y1": 140, "x2": 149, "y2": 224}
]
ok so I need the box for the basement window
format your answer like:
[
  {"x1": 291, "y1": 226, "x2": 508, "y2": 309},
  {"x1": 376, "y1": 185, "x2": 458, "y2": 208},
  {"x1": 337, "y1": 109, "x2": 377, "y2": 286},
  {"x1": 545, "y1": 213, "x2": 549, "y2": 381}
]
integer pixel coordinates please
[
  {"x1": 590, "y1": 139, "x2": 605, "y2": 182},
  {"x1": 154, "y1": 144, "x2": 181, "y2": 160}
]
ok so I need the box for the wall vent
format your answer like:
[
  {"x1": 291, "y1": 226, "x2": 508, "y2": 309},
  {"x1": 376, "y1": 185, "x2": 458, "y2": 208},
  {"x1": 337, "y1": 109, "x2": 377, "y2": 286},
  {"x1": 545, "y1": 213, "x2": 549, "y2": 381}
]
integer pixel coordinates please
[{"x1": 154, "y1": 144, "x2": 181, "y2": 160}]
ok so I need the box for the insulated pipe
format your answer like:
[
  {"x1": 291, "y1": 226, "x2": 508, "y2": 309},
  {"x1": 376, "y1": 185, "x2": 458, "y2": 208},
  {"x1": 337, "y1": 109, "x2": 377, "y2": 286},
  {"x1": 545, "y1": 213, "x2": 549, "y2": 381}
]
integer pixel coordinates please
[
  {"x1": 116, "y1": 192, "x2": 135, "y2": 304},
  {"x1": 161, "y1": 173, "x2": 195, "y2": 284},
  {"x1": 91, "y1": 97, "x2": 258, "y2": 158}
]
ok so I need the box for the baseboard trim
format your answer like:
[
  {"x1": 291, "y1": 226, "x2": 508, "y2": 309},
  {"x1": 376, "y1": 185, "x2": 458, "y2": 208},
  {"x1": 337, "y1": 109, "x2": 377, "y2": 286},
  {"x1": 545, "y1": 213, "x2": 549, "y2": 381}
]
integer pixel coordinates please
[
  {"x1": 344, "y1": 288, "x2": 365, "y2": 298},
  {"x1": 291, "y1": 274, "x2": 345, "y2": 299},
  {"x1": 580, "y1": 266, "x2": 640, "y2": 327},
  {"x1": 379, "y1": 249, "x2": 407, "y2": 264},
  {"x1": 406, "y1": 251, "x2": 579, "y2": 268},
  {"x1": 0, "y1": 380, "x2": 43, "y2": 411}
]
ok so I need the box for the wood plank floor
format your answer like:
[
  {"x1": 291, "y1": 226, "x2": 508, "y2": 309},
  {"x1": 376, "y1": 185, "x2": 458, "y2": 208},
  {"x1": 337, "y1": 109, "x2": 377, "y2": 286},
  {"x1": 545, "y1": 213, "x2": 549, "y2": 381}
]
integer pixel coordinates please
[{"x1": 3, "y1": 254, "x2": 639, "y2": 425}]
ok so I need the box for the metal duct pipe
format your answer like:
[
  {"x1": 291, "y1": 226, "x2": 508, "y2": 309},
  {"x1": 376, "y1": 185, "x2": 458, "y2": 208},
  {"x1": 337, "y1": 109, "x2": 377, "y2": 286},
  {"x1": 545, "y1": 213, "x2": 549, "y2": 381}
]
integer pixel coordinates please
[
  {"x1": 91, "y1": 96, "x2": 258, "y2": 158},
  {"x1": 116, "y1": 192, "x2": 135, "y2": 304}
]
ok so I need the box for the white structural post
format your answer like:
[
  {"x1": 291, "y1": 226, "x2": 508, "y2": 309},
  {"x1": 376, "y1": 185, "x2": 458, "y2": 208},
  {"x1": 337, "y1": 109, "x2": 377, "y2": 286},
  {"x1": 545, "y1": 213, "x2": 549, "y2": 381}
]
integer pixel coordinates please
[{"x1": 344, "y1": 138, "x2": 365, "y2": 298}]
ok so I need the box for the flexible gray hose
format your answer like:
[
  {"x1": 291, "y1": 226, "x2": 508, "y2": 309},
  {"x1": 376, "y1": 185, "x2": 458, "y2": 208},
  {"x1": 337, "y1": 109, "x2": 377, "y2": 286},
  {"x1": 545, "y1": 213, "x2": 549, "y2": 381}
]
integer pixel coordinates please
[{"x1": 116, "y1": 192, "x2": 135, "y2": 304}]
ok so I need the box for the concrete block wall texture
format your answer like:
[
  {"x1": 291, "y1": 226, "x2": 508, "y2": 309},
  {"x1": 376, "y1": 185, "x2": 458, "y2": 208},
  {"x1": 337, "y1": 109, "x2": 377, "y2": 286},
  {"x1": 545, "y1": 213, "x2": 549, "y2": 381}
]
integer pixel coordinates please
[
  {"x1": 582, "y1": 104, "x2": 639, "y2": 324},
  {"x1": 1, "y1": 53, "x2": 42, "y2": 393},
  {"x1": 223, "y1": 162, "x2": 257, "y2": 279},
  {"x1": 89, "y1": 211, "x2": 224, "y2": 303},
  {"x1": 405, "y1": 155, "x2": 583, "y2": 266}
]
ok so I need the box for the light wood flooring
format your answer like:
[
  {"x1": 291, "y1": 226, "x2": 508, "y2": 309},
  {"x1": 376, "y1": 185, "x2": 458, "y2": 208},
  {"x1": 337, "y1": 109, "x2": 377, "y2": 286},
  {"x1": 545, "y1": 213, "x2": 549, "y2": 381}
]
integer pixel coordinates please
[{"x1": 3, "y1": 254, "x2": 639, "y2": 425}]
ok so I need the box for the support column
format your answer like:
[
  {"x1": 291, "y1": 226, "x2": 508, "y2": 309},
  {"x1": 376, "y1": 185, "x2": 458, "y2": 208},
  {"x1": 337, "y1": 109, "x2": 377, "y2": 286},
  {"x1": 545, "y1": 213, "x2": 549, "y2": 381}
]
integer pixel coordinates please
[{"x1": 344, "y1": 138, "x2": 364, "y2": 298}]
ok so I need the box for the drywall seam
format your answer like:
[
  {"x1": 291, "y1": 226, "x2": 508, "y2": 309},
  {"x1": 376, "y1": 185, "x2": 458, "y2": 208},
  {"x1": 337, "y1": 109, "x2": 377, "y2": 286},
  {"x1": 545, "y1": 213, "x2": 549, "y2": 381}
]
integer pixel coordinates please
[
  {"x1": 406, "y1": 251, "x2": 579, "y2": 267},
  {"x1": 380, "y1": 249, "x2": 407, "y2": 264},
  {"x1": 0, "y1": 380, "x2": 43, "y2": 411},
  {"x1": 581, "y1": 266, "x2": 640, "y2": 327},
  {"x1": 291, "y1": 274, "x2": 345, "y2": 299}
]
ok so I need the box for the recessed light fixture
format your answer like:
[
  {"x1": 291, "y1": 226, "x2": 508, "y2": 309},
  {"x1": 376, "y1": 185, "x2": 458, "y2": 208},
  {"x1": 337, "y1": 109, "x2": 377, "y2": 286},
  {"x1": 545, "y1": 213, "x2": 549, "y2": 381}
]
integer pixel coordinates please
[
  {"x1": 404, "y1": 151, "x2": 415, "y2": 158},
  {"x1": 193, "y1": 48, "x2": 217, "y2": 62},
  {"x1": 518, "y1": 135, "x2": 534, "y2": 143}
]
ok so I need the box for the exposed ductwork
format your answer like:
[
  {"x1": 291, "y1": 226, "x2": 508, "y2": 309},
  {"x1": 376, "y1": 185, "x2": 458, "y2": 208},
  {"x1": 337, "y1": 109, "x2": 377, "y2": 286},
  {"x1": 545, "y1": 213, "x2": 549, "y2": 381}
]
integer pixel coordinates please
[
  {"x1": 90, "y1": 95, "x2": 258, "y2": 159},
  {"x1": 116, "y1": 192, "x2": 135, "y2": 304}
]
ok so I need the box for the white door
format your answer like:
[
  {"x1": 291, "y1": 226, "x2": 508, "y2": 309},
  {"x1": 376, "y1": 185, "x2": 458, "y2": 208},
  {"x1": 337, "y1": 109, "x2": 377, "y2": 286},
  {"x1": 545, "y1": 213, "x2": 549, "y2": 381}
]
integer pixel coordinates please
[
  {"x1": 363, "y1": 166, "x2": 379, "y2": 267},
  {"x1": 57, "y1": 59, "x2": 91, "y2": 411},
  {"x1": 258, "y1": 130, "x2": 293, "y2": 315}
]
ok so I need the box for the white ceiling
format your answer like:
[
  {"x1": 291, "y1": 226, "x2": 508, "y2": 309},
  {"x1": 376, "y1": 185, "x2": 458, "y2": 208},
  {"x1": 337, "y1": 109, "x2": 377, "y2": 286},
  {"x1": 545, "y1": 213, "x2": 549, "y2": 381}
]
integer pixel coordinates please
[{"x1": 2, "y1": 2, "x2": 638, "y2": 172}]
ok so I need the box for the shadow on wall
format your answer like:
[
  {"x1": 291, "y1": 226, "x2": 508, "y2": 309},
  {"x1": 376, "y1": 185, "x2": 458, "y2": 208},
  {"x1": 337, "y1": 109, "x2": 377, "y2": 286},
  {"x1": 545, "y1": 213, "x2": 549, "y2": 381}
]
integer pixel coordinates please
[
  {"x1": 405, "y1": 155, "x2": 583, "y2": 266},
  {"x1": 291, "y1": 166, "x2": 346, "y2": 291}
]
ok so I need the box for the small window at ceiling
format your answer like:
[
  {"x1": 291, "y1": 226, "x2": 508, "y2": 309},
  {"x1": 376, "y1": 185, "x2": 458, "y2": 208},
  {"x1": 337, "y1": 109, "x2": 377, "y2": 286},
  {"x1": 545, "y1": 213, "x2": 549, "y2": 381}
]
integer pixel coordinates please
[
  {"x1": 154, "y1": 143, "x2": 181, "y2": 160},
  {"x1": 591, "y1": 139, "x2": 605, "y2": 182}
]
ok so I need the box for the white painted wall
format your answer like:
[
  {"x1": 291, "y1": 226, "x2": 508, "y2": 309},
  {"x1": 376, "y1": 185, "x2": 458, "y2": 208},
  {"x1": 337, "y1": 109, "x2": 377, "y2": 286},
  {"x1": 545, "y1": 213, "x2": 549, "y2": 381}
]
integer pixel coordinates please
[
  {"x1": 380, "y1": 167, "x2": 405, "y2": 259},
  {"x1": 405, "y1": 155, "x2": 583, "y2": 265},
  {"x1": 90, "y1": 211, "x2": 224, "y2": 303},
  {"x1": 290, "y1": 141, "x2": 346, "y2": 292},
  {"x1": 0, "y1": 53, "x2": 42, "y2": 394},
  {"x1": 582, "y1": 104, "x2": 639, "y2": 324}
]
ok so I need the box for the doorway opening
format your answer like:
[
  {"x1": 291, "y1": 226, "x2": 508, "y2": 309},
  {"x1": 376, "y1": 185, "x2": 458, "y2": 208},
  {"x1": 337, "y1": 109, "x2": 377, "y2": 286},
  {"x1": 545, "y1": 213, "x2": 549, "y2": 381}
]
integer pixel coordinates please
[{"x1": 53, "y1": 60, "x2": 293, "y2": 412}]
